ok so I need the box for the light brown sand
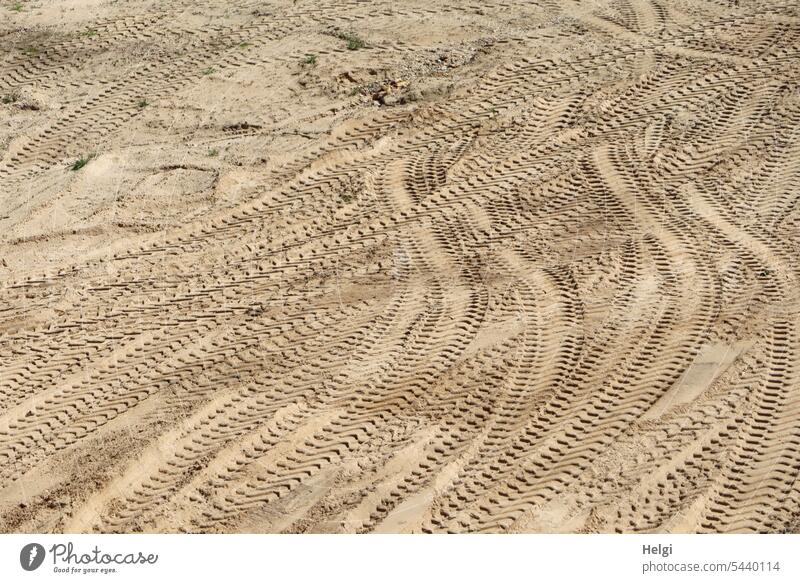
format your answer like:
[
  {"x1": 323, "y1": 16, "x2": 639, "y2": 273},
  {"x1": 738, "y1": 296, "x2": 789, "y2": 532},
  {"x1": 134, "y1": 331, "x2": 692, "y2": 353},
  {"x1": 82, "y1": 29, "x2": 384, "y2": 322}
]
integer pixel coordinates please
[{"x1": 1, "y1": 0, "x2": 799, "y2": 533}]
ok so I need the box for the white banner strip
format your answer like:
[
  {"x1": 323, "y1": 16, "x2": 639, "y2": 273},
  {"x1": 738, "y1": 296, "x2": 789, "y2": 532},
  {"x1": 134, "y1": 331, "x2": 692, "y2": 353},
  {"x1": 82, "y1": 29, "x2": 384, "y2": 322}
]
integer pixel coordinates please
[{"x1": 1, "y1": 534, "x2": 797, "y2": 583}]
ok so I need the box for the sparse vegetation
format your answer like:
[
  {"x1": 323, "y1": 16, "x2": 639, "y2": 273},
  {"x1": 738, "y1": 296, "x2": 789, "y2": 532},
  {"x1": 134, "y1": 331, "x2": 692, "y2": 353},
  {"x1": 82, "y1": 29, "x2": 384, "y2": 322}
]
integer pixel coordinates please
[
  {"x1": 207, "y1": 148, "x2": 219, "y2": 157},
  {"x1": 22, "y1": 46, "x2": 38, "y2": 56},
  {"x1": 69, "y1": 153, "x2": 96, "y2": 171},
  {"x1": 9, "y1": 2, "x2": 23, "y2": 12},
  {"x1": 336, "y1": 31, "x2": 366, "y2": 50},
  {"x1": 302, "y1": 54, "x2": 317, "y2": 66},
  {"x1": 201, "y1": 67, "x2": 215, "y2": 75},
  {"x1": 82, "y1": 28, "x2": 98, "y2": 38},
  {"x1": 238, "y1": 42, "x2": 251, "y2": 49},
  {"x1": 137, "y1": 99, "x2": 149, "y2": 109},
  {"x1": 1, "y1": 93, "x2": 18, "y2": 104}
]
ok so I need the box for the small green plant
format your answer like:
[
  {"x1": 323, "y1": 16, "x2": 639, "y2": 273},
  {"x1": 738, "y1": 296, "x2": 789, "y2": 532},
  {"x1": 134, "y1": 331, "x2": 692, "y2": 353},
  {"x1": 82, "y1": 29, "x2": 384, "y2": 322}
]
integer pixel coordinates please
[
  {"x1": 69, "y1": 153, "x2": 96, "y2": 171},
  {"x1": 349, "y1": 86, "x2": 362, "y2": 97},
  {"x1": 207, "y1": 148, "x2": 219, "y2": 157},
  {"x1": 201, "y1": 67, "x2": 215, "y2": 75},
  {"x1": 1, "y1": 93, "x2": 18, "y2": 104},
  {"x1": 302, "y1": 54, "x2": 317, "y2": 66},
  {"x1": 22, "y1": 46, "x2": 38, "y2": 56},
  {"x1": 336, "y1": 32, "x2": 365, "y2": 50},
  {"x1": 136, "y1": 99, "x2": 149, "y2": 108},
  {"x1": 238, "y1": 42, "x2": 250, "y2": 49},
  {"x1": 82, "y1": 28, "x2": 98, "y2": 38},
  {"x1": 10, "y1": 2, "x2": 23, "y2": 12}
]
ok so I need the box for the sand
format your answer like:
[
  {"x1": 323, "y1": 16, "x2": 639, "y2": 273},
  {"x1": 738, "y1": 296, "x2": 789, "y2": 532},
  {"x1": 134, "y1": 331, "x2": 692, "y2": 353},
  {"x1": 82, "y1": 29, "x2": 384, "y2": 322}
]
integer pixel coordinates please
[{"x1": 0, "y1": 0, "x2": 799, "y2": 533}]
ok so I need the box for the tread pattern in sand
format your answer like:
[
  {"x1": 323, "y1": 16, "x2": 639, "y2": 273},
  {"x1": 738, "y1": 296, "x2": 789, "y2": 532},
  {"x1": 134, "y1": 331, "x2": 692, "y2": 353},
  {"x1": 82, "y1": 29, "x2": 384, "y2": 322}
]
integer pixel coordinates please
[{"x1": 1, "y1": 0, "x2": 799, "y2": 533}]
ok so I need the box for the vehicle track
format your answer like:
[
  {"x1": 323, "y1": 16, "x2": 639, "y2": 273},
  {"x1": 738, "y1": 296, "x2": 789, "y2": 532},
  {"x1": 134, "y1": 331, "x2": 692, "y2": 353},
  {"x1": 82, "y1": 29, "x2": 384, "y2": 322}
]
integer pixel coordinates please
[{"x1": 1, "y1": 0, "x2": 799, "y2": 533}]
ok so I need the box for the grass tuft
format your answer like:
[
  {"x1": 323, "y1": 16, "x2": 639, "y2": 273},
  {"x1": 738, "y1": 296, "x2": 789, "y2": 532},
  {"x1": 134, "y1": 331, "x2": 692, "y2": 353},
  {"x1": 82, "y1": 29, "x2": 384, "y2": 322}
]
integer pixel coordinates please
[
  {"x1": 302, "y1": 54, "x2": 317, "y2": 66},
  {"x1": 336, "y1": 32, "x2": 366, "y2": 50}
]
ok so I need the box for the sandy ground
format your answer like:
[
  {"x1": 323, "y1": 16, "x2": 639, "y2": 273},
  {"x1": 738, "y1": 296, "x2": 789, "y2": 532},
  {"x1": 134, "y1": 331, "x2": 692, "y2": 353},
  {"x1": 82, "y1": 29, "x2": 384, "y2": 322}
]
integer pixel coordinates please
[{"x1": 0, "y1": 0, "x2": 799, "y2": 533}]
